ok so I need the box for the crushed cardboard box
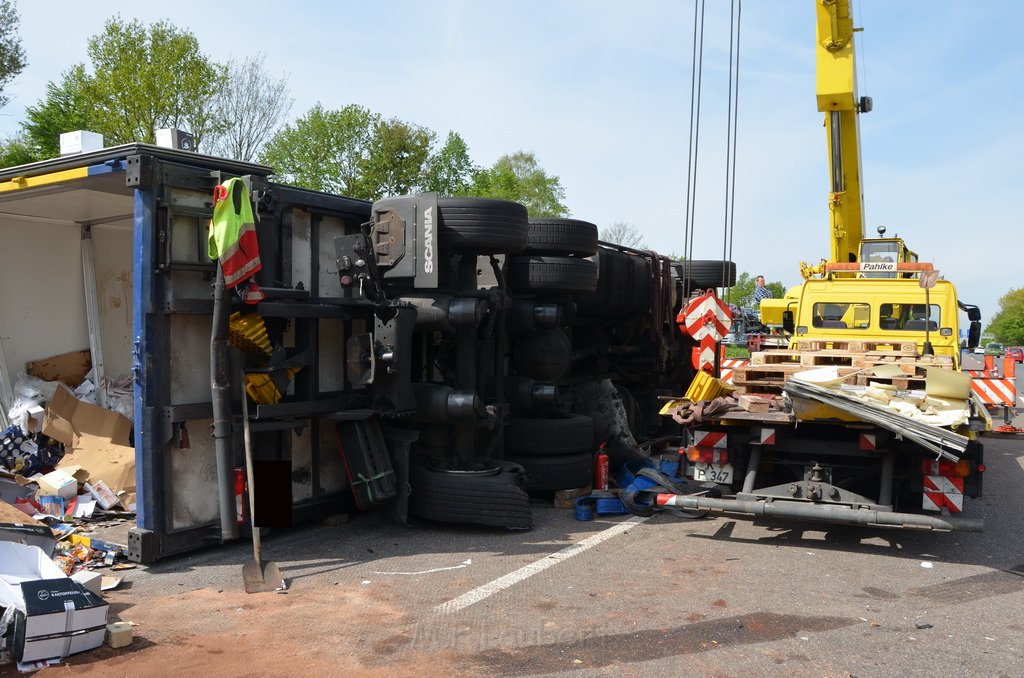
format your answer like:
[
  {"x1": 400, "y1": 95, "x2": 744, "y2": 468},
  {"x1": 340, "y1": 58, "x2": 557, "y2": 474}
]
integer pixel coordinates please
[
  {"x1": 39, "y1": 385, "x2": 136, "y2": 508},
  {"x1": 42, "y1": 385, "x2": 131, "y2": 449}
]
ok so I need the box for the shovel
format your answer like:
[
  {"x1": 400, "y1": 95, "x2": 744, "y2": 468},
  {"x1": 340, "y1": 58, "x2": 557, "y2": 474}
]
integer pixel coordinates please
[{"x1": 241, "y1": 387, "x2": 286, "y2": 593}]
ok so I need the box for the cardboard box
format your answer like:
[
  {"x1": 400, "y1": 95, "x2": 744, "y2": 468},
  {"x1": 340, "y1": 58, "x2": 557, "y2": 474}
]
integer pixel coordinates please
[
  {"x1": 60, "y1": 438, "x2": 135, "y2": 498},
  {"x1": 69, "y1": 570, "x2": 102, "y2": 596},
  {"x1": 24, "y1": 404, "x2": 46, "y2": 434},
  {"x1": 7, "y1": 579, "x2": 109, "y2": 662},
  {"x1": 84, "y1": 480, "x2": 120, "y2": 510},
  {"x1": 43, "y1": 385, "x2": 131, "y2": 448},
  {"x1": 0, "y1": 543, "x2": 109, "y2": 662},
  {"x1": 25, "y1": 349, "x2": 91, "y2": 388},
  {"x1": 43, "y1": 385, "x2": 136, "y2": 503},
  {"x1": 35, "y1": 469, "x2": 78, "y2": 502}
]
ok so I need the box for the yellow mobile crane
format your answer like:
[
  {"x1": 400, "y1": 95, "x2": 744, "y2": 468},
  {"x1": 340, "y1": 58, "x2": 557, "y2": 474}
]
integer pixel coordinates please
[
  {"x1": 660, "y1": 1, "x2": 988, "y2": 533},
  {"x1": 760, "y1": 0, "x2": 982, "y2": 361}
]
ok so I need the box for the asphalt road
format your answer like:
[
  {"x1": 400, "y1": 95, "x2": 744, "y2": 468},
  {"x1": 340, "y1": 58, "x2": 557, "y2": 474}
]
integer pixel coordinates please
[{"x1": 9, "y1": 434, "x2": 1023, "y2": 677}]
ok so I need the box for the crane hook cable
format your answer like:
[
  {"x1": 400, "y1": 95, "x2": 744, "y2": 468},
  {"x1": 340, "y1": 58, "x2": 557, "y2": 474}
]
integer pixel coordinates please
[
  {"x1": 721, "y1": 0, "x2": 742, "y2": 292},
  {"x1": 682, "y1": 0, "x2": 706, "y2": 288}
]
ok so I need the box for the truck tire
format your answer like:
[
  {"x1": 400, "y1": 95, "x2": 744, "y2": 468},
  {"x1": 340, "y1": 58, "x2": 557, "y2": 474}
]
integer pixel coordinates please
[
  {"x1": 505, "y1": 451, "x2": 594, "y2": 494},
  {"x1": 504, "y1": 414, "x2": 595, "y2": 456},
  {"x1": 680, "y1": 260, "x2": 737, "y2": 289},
  {"x1": 409, "y1": 459, "x2": 533, "y2": 529},
  {"x1": 511, "y1": 328, "x2": 573, "y2": 381},
  {"x1": 437, "y1": 197, "x2": 529, "y2": 253},
  {"x1": 577, "y1": 248, "x2": 631, "y2": 317},
  {"x1": 507, "y1": 255, "x2": 599, "y2": 293},
  {"x1": 523, "y1": 218, "x2": 599, "y2": 257}
]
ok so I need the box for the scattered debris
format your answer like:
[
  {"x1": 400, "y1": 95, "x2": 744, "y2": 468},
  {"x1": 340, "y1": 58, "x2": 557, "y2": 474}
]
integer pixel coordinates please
[{"x1": 105, "y1": 621, "x2": 133, "y2": 648}]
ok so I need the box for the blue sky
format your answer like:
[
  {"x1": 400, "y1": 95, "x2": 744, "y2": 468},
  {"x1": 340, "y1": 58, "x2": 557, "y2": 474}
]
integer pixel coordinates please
[{"x1": 2, "y1": 1, "x2": 1020, "y2": 325}]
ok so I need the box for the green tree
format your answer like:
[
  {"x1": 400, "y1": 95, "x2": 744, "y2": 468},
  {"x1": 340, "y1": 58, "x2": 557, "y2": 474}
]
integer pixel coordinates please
[
  {"x1": 467, "y1": 151, "x2": 568, "y2": 217},
  {"x1": 205, "y1": 53, "x2": 293, "y2": 162},
  {"x1": 21, "y1": 65, "x2": 94, "y2": 159},
  {"x1": 0, "y1": 0, "x2": 26, "y2": 109},
  {"x1": 986, "y1": 288, "x2": 1024, "y2": 345},
  {"x1": 19, "y1": 18, "x2": 226, "y2": 153},
  {"x1": 84, "y1": 17, "x2": 226, "y2": 146},
  {"x1": 724, "y1": 272, "x2": 755, "y2": 307},
  {"x1": 357, "y1": 117, "x2": 434, "y2": 200},
  {"x1": 422, "y1": 131, "x2": 475, "y2": 196},
  {"x1": 260, "y1": 103, "x2": 379, "y2": 196},
  {"x1": 600, "y1": 221, "x2": 645, "y2": 248},
  {"x1": 0, "y1": 133, "x2": 37, "y2": 167}
]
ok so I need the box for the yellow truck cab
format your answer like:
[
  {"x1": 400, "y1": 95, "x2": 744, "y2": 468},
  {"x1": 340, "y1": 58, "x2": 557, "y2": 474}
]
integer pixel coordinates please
[
  {"x1": 786, "y1": 275, "x2": 969, "y2": 366},
  {"x1": 761, "y1": 236, "x2": 983, "y2": 367}
]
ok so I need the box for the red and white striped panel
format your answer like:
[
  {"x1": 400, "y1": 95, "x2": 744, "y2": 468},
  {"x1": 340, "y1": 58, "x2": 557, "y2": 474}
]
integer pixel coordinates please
[
  {"x1": 681, "y1": 292, "x2": 731, "y2": 341},
  {"x1": 922, "y1": 475, "x2": 964, "y2": 512},
  {"x1": 720, "y1": 358, "x2": 748, "y2": 384},
  {"x1": 692, "y1": 430, "x2": 727, "y2": 448},
  {"x1": 970, "y1": 378, "x2": 1017, "y2": 407},
  {"x1": 758, "y1": 427, "x2": 776, "y2": 445},
  {"x1": 859, "y1": 433, "x2": 876, "y2": 450}
]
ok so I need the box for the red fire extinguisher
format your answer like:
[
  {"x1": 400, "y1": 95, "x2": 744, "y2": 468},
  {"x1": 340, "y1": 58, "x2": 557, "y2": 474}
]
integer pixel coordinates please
[{"x1": 594, "y1": 443, "x2": 609, "y2": 491}]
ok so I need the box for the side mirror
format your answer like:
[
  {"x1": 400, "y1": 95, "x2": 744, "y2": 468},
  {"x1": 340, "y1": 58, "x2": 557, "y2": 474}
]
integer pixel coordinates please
[
  {"x1": 968, "y1": 321, "x2": 981, "y2": 349},
  {"x1": 782, "y1": 310, "x2": 795, "y2": 335},
  {"x1": 959, "y1": 303, "x2": 981, "y2": 322}
]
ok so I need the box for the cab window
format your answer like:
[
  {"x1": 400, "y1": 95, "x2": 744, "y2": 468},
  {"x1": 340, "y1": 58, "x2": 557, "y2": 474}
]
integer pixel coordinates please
[
  {"x1": 811, "y1": 302, "x2": 870, "y2": 330},
  {"x1": 879, "y1": 303, "x2": 940, "y2": 331}
]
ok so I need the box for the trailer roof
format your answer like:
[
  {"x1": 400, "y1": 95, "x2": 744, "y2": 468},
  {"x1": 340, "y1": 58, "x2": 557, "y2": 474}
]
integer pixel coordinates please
[{"x1": 0, "y1": 143, "x2": 273, "y2": 181}]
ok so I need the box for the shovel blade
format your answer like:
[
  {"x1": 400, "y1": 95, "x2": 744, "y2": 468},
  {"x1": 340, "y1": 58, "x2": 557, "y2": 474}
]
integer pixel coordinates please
[{"x1": 243, "y1": 560, "x2": 287, "y2": 594}]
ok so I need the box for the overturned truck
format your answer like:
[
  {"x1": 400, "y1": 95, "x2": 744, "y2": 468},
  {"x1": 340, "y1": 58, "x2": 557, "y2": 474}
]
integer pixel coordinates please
[{"x1": 0, "y1": 145, "x2": 735, "y2": 562}]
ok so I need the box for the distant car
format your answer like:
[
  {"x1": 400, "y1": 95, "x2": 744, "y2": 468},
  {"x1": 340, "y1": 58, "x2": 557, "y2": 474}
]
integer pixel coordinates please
[
  {"x1": 984, "y1": 342, "x2": 1004, "y2": 356},
  {"x1": 1005, "y1": 346, "x2": 1024, "y2": 363}
]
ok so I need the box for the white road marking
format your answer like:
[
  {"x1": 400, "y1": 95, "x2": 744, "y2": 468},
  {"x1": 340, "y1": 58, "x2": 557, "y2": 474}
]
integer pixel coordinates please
[
  {"x1": 372, "y1": 559, "x2": 473, "y2": 576},
  {"x1": 435, "y1": 515, "x2": 649, "y2": 615}
]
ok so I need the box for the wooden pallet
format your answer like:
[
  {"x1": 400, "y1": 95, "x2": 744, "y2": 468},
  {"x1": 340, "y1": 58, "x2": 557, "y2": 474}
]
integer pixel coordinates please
[
  {"x1": 733, "y1": 383, "x2": 785, "y2": 396},
  {"x1": 855, "y1": 374, "x2": 927, "y2": 389},
  {"x1": 749, "y1": 350, "x2": 803, "y2": 366},
  {"x1": 734, "y1": 365, "x2": 803, "y2": 381},
  {"x1": 795, "y1": 339, "x2": 917, "y2": 354},
  {"x1": 799, "y1": 352, "x2": 857, "y2": 367}
]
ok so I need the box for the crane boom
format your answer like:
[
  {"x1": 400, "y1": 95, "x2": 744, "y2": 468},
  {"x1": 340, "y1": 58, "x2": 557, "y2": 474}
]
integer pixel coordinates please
[{"x1": 815, "y1": 0, "x2": 866, "y2": 264}]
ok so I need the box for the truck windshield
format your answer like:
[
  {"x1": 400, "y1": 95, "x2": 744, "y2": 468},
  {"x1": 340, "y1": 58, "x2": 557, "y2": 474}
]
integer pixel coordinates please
[{"x1": 879, "y1": 303, "x2": 940, "y2": 331}]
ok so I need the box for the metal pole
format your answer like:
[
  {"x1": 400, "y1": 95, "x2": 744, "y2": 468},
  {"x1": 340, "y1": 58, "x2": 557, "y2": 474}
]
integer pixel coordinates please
[
  {"x1": 0, "y1": 337, "x2": 12, "y2": 428},
  {"x1": 878, "y1": 449, "x2": 894, "y2": 507},
  {"x1": 741, "y1": 443, "x2": 762, "y2": 495},
  {"x1": 210, "y1": 266, "x2": 239, "y2": 541},
  {"x1": 81, "y1": 225, "x2": 108, "y2": 407}
]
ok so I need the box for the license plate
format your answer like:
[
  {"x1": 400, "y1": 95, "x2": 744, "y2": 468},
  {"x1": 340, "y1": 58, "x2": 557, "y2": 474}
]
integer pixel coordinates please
[{"x1": 694, "y1": 462, "x2": 733, "y2": 484}]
